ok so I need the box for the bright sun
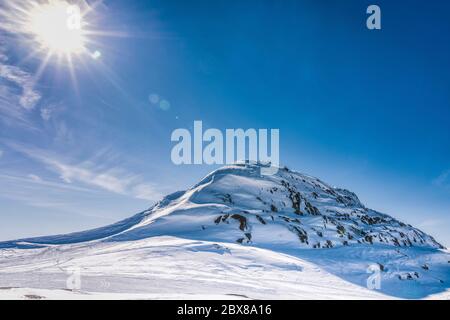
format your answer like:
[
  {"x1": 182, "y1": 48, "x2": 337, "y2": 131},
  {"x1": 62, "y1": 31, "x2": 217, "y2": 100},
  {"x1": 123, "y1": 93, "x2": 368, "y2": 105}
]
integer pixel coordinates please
[
  {"x1": 1, "y1": 0, "x2": 116, "y2": 83},
  {"x1": 28, "y1": 1, "x2": 87, "y2": 55}
]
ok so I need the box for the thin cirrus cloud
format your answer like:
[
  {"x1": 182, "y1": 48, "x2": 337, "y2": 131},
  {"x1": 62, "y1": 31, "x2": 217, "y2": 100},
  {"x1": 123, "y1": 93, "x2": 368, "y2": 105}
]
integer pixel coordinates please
[
  {"x1": 0, "y1": 44, "x2": 41, "y2": 127},
  {"x1": 27, "y1": 173, "x2": 43, "y2": 182},
  {"x1": 8, "y1": 143, "x2": 163, "y2": 202},
  {"x1": 0, "y1": 15, "x2": 41, "y2": 128},
  {"x1": 0, "y1": 58, "x2": 41, "y2": 110},
  {"x1": 0, "y1": 172, "x2": 96, "y2": 193},
  {"x1": 433, "y1": 169, "x2": 450, "y2": 190},
  {"x1": 0, "y1": 173, "x2": 117, "y2": 222},
  {"x1": 0, "y1": 172, "x2": 96, "y2": 208},
  {"x1": 40, "y1": 107, "x2": 52, "y2": 121}
]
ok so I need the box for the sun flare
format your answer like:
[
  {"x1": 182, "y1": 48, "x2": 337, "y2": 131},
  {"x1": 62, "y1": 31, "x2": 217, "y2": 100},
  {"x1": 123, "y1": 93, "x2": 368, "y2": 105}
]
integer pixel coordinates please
[
  {"x1": 28, "y1": 1, "x2": 86, "y2": 55},
  {"x1": 0, "y1": 0, "x2": 123, "y2": 90}
]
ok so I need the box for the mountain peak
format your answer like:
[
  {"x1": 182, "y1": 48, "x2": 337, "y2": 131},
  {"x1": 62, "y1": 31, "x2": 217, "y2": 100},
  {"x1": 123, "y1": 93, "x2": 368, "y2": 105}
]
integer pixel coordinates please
[
  {"x1": 109, "y1": 162, "x2": 444, "y2": 250},
  {"x1": 0, "y1": 163, "x2": 444, "y2": 251}
]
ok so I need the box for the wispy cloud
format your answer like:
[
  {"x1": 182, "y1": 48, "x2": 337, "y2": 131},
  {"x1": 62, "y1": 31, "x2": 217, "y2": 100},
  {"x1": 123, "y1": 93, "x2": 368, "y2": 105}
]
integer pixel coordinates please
[
  {"x1": 8, "y1": 143, "x2": 162, "y2": 201},
  {"x1": 39, "y1": 102, "x2": 65, "y2": 122},
  {"x1": 40, "y1": 107, "x2": 52, "y2": 121},
  {"x1": 0, "y1": 42, "x2": 41, "y2": 127},
  {"x1": 0, "y1": 173, "x2": 112, "y2": 219},
  {"x1": 0, "y1": 62, "x2": 41, "y2": 110},
  {"x1": 0, "y1": 173, "x2": 97, "y2": 194},
  {"x1": 131, "y1": 184, "x2": 161, "y2": 201},
  {"x1": 433, "y1": 169, "x2": 450, "y2": 190},
  {"x1": 417, "y1": 218, "x2": 443, "y2": 229},
  {"x1": 27, "y1": 173, "x2": 43, "y2": 182}
]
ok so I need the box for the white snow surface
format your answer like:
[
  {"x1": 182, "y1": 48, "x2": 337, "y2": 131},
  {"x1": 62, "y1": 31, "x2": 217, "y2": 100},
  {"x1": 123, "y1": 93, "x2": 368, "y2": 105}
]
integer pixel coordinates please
[{"x1": 1, "y1": 163, "x2": 449, "y2": 299}]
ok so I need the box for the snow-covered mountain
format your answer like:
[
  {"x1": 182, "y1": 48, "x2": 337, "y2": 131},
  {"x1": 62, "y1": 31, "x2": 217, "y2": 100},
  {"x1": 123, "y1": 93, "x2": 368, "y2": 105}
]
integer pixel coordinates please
[{"x1": 1, "y1": 163, "x2": 449, "y2": 299}]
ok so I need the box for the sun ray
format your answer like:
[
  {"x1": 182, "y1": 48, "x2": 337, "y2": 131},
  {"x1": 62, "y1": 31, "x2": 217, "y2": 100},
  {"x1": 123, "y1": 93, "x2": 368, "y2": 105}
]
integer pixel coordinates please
[
  {"x1": 66, "y1": 53, "x2": 80, "y2": 96},
  {"x1": 0, "y1": 0, "x2": 132, "y2": 97},
  {"x1": 1, "y1": 1, "x2": 93, "y2": 63},
  {"x1": 83, "y1": 30, "x2": 129, "y2": 38},
  {"x1": 32, "y1": 50, "x2": 53, "y2": 82}
]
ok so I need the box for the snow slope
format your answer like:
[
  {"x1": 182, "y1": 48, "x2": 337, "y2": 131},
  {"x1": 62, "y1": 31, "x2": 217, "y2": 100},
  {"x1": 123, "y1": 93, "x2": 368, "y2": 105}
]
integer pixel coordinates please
[
  {"x1": 0, "y1": 162, "x2": 449, "y2": 299},
  {"x1": 0, "y1": 237, "x2": 391, "y2": 300}
]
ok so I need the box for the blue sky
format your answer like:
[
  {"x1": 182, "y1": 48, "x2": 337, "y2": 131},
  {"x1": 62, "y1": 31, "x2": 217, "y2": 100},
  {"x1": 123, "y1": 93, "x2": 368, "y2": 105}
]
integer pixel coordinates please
[{"x1": 0, "y1": 0, "x2": 449, "y2": 246}]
